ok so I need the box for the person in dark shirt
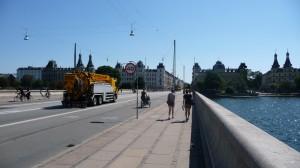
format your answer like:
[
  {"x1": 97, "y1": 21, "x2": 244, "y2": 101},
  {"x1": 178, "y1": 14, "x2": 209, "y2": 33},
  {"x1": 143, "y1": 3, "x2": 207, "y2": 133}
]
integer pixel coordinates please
[
  {"x1": 141, "y1": 89, "x2": 147, "y2": 103},
  {"x1": 183, "y1": 89, "x2": 193, "y2": 122}
]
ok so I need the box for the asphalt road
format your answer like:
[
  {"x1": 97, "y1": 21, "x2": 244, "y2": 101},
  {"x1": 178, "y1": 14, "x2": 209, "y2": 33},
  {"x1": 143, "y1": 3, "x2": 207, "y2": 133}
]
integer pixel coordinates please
[{"x1": 0, "y1": 91, "x2": 170, "y2": 168}]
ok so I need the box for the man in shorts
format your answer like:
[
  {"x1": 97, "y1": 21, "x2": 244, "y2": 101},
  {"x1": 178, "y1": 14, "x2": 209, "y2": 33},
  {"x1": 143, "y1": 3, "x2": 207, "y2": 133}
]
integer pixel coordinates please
[{"x1": 167, "y1": 89, "x2": 176, "y2": 119}]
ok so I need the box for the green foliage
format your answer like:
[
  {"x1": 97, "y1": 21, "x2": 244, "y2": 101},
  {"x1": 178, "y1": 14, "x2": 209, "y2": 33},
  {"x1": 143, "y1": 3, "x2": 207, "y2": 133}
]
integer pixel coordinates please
[
  {"x1": 96, "y1": 66, "x2": 121, "y2": 85},
  {"x1": 13, "y1": 80, "x2": 21, "y2": 89},
  {"x1": 0, "y1": 77, "x2": 9, "y2": 89},
  {"x1": 33, "y1": 80, "x2": 43, "y2": 89},
  {"x1": 204, "y1": 71, "x2": 222, "y2": 90},
  {"x1": 225, "y1": 86, "x2": 235, "y2": 94},
  {"x1": 294, "y1": 76, "x2": 300, "y2": 91},
  {"x1": 120, "y1": 82, "x2": 133, "y2": 89},
  {"x1": 269, "y1": 83, "x2": 278, "y2": 93},
  {"x1": 134, "y1": 77, "x2": 145, "y2": 89},
  {"x1": 279, "y1": 81, "x2": 295, "y2": 93},
  {"x1": 248, "y1": 71, "x2": 263, "y2": 90},
  {"x1": 174, "y1": 84, "x2": 181, "y2": 91},
  {"x1": 196, "y1": 80, "x2": 204, "y2": 92},
  {"x1": 49, "y1": 81, "x2": 57, "y2": 90},
  {"x1": 21, "y1": 74, "x2": 35, "y2": 89},
  {"x1": 56, "y1": 81, "x2": 64, "y2": 90}
]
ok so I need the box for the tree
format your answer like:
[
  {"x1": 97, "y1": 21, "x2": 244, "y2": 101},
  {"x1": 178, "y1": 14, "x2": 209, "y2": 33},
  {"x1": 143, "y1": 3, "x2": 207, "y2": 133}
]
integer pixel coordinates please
[
  {"x1": 196, "y1": 80, "x2": 204, "y2": 92},
  {"x1": 96, "y1": 66, "x2": 121, "y2": 85},
  {"x1": 248, "y1": 71, "x2": 263, "y2": 91},
  {"x1": 294, "y1": 76, "x2": 300, "y2": 91},
  {"x1": 0, "y1": 77, "x2": 9, "y2": 89},
  {"x1": 269, "y1": 83, "x2": 278, "y2": 93},
  {"x1": 204, "y1": 71, "x2": 222, "y2": 91},
  {"x1": 21, "y1": 74, "x2": 35, "y2": 89},
  {"x1": 13, "y1": 80, "x2": 21, "y2": 89},
  {"x1": 234, "y1": 69, "x2": 248, "y2": 92},
  {"x1": 134, "y1": 77, "x2": 145, "y2": 89},
  {"x1": 56, "y1": 81, "x2": 64, "y2": 90},
  {"x1": 49, "y1": 81, "x2": 57, "y2": 90},
  {"x1": 120, "y1": 82, "x2": 133, "y2": 89},
  {"x1": 279, "y1": 81, "x2": 294, "y2": 93},
  {"x1": 33, "y1": 80, "x2": 43, "y2": 89}
]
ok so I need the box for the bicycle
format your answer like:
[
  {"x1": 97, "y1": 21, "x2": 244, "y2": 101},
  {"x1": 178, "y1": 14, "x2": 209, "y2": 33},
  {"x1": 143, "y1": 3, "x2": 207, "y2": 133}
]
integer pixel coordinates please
[
  {"x1": 14, "y1": 92, "x2": 24, "y2": 101},
  {"x1": 40, "y1": 90, "x2": 51, "y2": 99}
]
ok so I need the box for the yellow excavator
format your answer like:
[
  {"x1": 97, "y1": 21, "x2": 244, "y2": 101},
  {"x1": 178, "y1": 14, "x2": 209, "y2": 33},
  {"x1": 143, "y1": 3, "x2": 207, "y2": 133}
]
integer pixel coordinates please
[{"x1": 62, "y1": 72, "x2": 118, "y2": 108}]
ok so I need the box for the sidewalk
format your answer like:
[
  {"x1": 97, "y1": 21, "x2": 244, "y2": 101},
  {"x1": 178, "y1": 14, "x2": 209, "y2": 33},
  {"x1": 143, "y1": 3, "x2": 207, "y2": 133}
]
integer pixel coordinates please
[{"x1": 34, "y1": 96, "x2": 192, "y2": 168}]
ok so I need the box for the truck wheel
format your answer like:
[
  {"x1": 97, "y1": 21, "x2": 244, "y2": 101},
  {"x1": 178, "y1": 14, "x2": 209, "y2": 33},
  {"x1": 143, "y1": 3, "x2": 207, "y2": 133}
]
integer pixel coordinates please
[
  {"x1": 112, "y1": 95, "x2": 116, "y2": 103},
  {"x1": 92, "y1": 97, "x2": 97, "y2": 106},
  {"x1": 98, "y1": 96, "x2": 103, "y2": 105}
]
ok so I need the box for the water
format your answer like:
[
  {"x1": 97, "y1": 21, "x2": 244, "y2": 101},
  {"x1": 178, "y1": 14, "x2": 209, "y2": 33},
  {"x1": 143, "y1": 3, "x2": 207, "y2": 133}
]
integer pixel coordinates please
[{"x1": 213, "y1": 96, "x2": 300, "y2": 152}]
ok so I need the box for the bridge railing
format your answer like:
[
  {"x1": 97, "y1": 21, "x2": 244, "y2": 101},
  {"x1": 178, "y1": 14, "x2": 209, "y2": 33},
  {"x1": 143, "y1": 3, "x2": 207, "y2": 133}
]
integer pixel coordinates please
[{"x1": 193, "y1": 92, "x2": 300, "y2": 168}]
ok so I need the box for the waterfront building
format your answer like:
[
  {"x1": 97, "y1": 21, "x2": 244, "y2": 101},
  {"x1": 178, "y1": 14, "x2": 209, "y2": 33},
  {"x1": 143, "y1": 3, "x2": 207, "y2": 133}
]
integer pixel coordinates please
[
  {"x1": 262, "y1": 51, "x2": 300, "y2": 87},
  {"x1": 116, "y1": 61, "x2": 184, "y2": 90},
  {"x1": 16, "y1": 53, "x2": 96, "y2": 83},
  {"x1": 42, "y1": 60, "x2": 74, "y2": 83},
  {"x1": 17, "y1": 66, "x2": 43, "y2": 81},
  {"x1": 193, "y1": 60, "x2": 247, "y2": 83}
]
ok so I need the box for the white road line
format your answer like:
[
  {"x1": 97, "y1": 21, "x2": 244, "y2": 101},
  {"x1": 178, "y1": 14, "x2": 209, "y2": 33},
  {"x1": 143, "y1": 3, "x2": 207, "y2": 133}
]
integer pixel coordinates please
[
  {"x1": 0, "y1": 99, "x2": 134, "y2": 128},
  {"x1": 0, "y1": 101, "x2": 60, "y2": 108},
  {"x1": 0, "y1": 108, "x2": 42, "y2": 115}
]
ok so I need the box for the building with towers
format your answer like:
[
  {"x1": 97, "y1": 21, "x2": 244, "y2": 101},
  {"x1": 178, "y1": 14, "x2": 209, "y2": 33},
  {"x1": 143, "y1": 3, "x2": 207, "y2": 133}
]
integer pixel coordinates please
[
  {"x1": 16, "y1": 52, "x2": 95, "y2": 84},
  {"x1": 262, "y1": 51, "x2": 300, "y2": 87},
  {"x1": 192, "y1": 60, "x2": 247, "y2": 84}
]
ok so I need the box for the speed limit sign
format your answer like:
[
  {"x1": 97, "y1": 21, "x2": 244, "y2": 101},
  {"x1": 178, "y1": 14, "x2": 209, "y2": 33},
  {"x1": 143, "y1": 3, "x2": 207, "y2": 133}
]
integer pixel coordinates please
[{"x1": 125, "y1": 63, "x2": 136, "y2": 74}]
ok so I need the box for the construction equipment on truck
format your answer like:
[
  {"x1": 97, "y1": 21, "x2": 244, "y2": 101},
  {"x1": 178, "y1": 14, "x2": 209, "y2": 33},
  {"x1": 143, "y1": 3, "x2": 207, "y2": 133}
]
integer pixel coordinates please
[{"x1": 62, "y1": 72, "x2": 118, "y2": 108}]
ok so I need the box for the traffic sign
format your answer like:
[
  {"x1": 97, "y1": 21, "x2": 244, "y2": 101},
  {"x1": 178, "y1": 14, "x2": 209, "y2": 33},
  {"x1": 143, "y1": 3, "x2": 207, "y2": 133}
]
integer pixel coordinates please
[{"x1": 125, "y1": 63, "x2": 136, "y2": 74}]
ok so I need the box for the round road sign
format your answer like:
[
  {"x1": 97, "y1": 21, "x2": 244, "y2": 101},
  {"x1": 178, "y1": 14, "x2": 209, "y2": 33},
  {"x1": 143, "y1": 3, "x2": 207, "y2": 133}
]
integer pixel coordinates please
[{"x1": 125, "y1": 63, "x2": 136, "y2": 74}]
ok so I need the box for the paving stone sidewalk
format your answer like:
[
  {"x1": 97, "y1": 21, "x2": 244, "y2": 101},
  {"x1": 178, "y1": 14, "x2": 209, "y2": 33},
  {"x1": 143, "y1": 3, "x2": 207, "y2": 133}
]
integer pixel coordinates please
[{"x1": 34, "y1": 96, "x2": 192, "y2": 168}]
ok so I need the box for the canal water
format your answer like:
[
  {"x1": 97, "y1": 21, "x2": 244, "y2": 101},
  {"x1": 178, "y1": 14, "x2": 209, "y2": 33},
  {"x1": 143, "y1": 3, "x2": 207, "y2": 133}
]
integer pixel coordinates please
[{"x1": 213, "y1": 96, "x2": 300, "y2": 152}]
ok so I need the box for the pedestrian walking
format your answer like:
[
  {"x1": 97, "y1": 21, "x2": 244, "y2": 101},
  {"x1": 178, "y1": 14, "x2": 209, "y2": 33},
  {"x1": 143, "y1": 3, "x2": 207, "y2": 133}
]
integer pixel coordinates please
[
  {"x1": 167, "y1": 89, "x2": 176, "y2": 120},
  {"x1": 183, "y1": 89, "x2": 193, "y2": 122}
]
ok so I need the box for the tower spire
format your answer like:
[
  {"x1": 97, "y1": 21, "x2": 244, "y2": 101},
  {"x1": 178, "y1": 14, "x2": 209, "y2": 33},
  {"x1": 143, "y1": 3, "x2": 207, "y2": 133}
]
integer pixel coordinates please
[
  {"x1": 283, "y1": 50, "x2": 292, "y2": 68},
  {"x1": 271, "y1": 50, "x2": 280, "y2": 69}
]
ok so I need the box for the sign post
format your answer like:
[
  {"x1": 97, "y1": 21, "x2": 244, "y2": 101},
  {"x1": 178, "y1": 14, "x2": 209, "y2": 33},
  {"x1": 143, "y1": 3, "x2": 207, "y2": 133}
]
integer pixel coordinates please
[{"x1": 125, "y1": 62, "x2": 138, "y2": 119}]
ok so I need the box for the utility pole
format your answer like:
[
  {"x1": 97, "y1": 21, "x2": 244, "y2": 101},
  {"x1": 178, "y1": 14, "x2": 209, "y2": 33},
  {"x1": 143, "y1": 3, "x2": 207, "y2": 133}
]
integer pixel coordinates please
[
  {"x1": 173, "y1": 40, "x2": 176, "y2": 89},
  {"x1": 74, "y1": 43, "x2": 77, "y2": 69},
  {"x1": 183, "y1": 65, "x2": 185, "y2": 87}
]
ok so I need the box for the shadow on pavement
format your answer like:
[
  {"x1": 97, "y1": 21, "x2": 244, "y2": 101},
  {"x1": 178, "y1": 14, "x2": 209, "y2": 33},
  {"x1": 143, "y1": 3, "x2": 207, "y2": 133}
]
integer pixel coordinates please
[
  {"x1": 156, "y1": 119, "x2": 169, "y2": 122},
  {"x1": 43, "y1": 105, "x2": 64, "y2": 110},
  {"x1": 189, "y1": 107, "x2": 206, "y2": 168},
  {"x1": 171, "y1": 120, "x2": 186, "y2": 124}
]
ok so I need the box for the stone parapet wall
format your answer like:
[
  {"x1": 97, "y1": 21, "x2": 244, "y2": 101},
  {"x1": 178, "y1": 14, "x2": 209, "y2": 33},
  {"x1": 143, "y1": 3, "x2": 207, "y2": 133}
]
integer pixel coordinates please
[{"x1": 194, "y1": 92, "x2": 300, "y2": 168}]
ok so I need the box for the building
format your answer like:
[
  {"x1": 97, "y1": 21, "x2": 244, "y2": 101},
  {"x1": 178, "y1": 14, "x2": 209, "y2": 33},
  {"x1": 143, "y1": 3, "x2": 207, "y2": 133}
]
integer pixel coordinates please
[
  {"x1": 116, "y1": 61, "x2": 184, "y2": 90},
  {"x1": 262, "y1": 51, "x2": 300, "y2": 87},
  {"x1": 17, "y1": 66, "x2": 43, "y2": 81},
  {"x1": 16, "y1": 52, "x2": 95, "y2": 83},
  {"x1": 193, "y1": 60, "x2": 247, "y2": 83},
  {"x1": 42, "y1": 60, "x2": 74, "y2": 83}
]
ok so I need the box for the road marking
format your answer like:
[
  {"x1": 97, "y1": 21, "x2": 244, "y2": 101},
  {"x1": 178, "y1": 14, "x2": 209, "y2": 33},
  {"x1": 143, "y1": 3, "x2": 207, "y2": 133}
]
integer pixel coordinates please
[
  {"x1": 63, "y1": 116, "x2": 79, "y2": 119},
  {"x1": 0, "y1": 108, "x2": 42, "y2": 115},
  {"x1": 0, "y1": 99, "x2": 134, "y2": 128},
  {"x1": 0, "y1": 101, "x2": 60, "y2": 108}
]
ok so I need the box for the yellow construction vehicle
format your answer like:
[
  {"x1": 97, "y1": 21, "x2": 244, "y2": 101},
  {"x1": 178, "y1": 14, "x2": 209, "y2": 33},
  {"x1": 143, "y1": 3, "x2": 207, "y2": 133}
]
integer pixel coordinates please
[{"x1": 62, "y1": 72, "x2": 118, "y2": 108}]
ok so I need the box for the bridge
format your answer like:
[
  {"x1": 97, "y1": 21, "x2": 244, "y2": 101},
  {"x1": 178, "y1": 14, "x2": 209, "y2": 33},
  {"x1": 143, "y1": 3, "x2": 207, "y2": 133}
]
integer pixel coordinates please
[{"x1": 0, "y1": 90, "x2": 299, "y2": 167}]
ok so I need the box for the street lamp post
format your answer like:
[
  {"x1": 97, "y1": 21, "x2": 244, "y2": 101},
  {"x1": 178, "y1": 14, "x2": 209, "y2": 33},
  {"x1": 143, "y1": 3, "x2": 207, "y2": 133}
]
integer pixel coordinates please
[{"x1": 128, "y1": 26, "x2": 138, "y2": 118}]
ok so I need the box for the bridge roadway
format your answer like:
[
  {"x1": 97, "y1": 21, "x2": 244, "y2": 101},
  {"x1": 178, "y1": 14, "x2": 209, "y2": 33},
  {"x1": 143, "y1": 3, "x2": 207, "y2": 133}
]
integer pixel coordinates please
[
  {"x1": 0, "y1": 90, "x2": 200, "y2": 168},
  {"x1": 0, "y1": 90, "x2": 299, "y2": 168}
]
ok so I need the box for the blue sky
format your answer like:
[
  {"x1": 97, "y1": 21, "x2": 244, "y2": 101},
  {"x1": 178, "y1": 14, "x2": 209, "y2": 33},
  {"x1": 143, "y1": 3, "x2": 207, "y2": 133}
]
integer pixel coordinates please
[{"x1": 0, "y1": 0, "x2": 299, "y2": 83}]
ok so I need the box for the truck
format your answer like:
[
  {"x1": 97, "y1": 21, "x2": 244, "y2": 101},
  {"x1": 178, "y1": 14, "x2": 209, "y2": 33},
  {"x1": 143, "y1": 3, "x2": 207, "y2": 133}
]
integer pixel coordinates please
[{"x1": 61, "y1": 72, "x2": 118, "y2": 108}]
